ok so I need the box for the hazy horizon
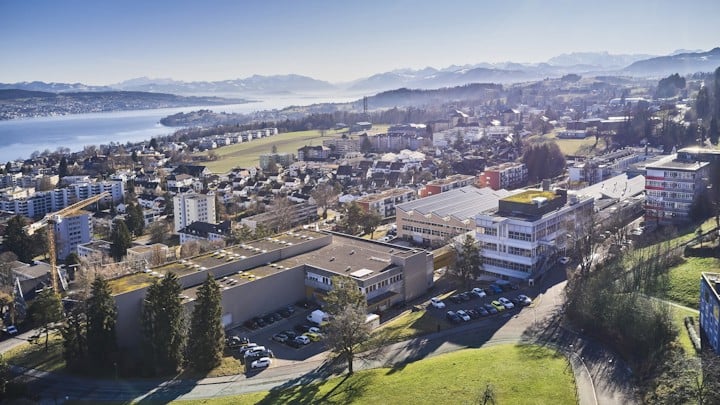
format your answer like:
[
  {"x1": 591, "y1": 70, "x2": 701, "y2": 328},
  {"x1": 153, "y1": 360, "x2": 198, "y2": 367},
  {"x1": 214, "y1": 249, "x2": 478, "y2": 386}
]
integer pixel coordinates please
[{"x1": 2, "y1": 0, "x2": 719, "y2": 85}]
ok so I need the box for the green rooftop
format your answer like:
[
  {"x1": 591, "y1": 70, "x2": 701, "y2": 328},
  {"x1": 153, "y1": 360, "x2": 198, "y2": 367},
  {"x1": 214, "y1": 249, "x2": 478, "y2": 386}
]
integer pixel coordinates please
[
  {"x1": 501, "y1": 190, "x2": 557, "y2": 204},
  {"x1": 109, "y1": 272, "x2": 155, "y2": 295}
]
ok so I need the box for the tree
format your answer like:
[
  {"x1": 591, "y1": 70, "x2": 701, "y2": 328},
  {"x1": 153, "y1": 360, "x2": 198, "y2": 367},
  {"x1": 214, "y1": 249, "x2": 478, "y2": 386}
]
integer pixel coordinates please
[
  {"x1": 149, "y1": 138, "x2": 158, "y2": 150},
  {"x1": 0, "y1": 355, "x2": 9, "y2": 398},
  {"x1": 187, "y1": 274, "x2": 224, "y2": 371},
  {"x1": 86, "y1": 277, "x2": 117, "y2": 371},
  {"x1": 58, "y1": 156, "x2": 68, "y2": 178},
  {"x1": 323, "y1": 276, "x2": 370, "y2": 375},
  {"x1": 453, "y1": 234, "x2": 481, "y2": 289},
  {"x1": 4, "y1": 216, "x2": 34, "y2": 262},
  {"x1": 126, "y1": 203, "x2": 145, "y2": 236},
  {"x1": 110, "y1": 219, "x2": 132, "y2": 262},
  {"x1": 60, "y1": 310, "x2": 86, "y2": 372},
  {"x1": 141, "y1": 272, "x2": 186, "y2": 375},
  {"x1": 338, "y1": 202, "x2": 364, "y2": 235},
  {"x1": 311, "y1": 183, "x2": 339, "y2": 219},
  {"x1": 30, "y1": 288, "x2": 63, "y2": 351},
  {"x1": 522, "y1": 142, "x2": 566, "y2": 183},
  {"x1": 360, "y1": 210, "x2": 382, "y2": 238},
  {"x1": 148, "y1": 221, "x2": 168, "y2": 245},
  {"x1": 709, "y1": 117, "x2": 719, "y2": 145}
]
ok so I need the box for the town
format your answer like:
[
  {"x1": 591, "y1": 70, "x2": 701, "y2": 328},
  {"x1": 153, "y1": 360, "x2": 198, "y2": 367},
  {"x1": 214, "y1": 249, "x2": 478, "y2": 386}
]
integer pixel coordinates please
[{"x1": 0, "y1": 66, "x2": 719, "y2": 404}]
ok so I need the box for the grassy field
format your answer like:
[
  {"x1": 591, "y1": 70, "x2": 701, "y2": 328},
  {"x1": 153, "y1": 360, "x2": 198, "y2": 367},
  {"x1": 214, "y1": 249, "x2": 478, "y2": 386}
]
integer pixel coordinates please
[
  {"x1": 670, "y1": 305, "x2": 700, "y2": 356},
  {"x1": 661, "y1": 257, "x2": 720, "y2": 308},
  {"x1": 196, "y1": 125, "x2": 390, "y2": 173},
  {"x1": 371, "y1": 309, "x2": 450, "y2": 344},
  {"x1": 4, "y1": 332, "x2": 65, "y2": 373},
  {"x1": 527, "y1": 130, "x2": 605, "y2": 156},
  {"x1": 173, "y1": 344, "x2": 576, "y2": 405}
]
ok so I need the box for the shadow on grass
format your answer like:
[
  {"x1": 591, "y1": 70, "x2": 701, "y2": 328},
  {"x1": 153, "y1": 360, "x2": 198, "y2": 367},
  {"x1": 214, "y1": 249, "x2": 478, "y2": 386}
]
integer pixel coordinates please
[{"x1": 256, "y1": 369, "x2": 372, "y2": 405}]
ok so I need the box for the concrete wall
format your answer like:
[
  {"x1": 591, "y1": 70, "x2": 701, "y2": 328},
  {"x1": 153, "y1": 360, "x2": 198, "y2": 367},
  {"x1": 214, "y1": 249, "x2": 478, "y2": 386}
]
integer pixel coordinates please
[{"x1": 396, "y1": 250, "x2": 434, "y2": 302}]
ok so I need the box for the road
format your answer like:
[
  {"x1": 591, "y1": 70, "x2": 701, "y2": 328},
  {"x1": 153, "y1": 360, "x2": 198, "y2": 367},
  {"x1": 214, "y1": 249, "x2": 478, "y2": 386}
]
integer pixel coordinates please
[{"x1": 8, "y1": 267, "x2": 638, "y2": 404}]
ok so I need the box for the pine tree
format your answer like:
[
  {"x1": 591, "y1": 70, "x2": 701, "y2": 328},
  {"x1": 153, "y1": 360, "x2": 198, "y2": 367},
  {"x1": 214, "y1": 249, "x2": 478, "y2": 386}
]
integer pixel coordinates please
[
  {"x1": 187, "y1": 274, "x2": 224, "y2": 371},
  {"x1": 4, "y1": 216, "x2": 34, "y2": 262},
  {"x1": 110, "y1": 219, "x2": 132, "y2": 262},
  {"x1": 86, "y1": 277, "x2": 118, "y2": 371},
  {"x1": 60, "y1": 311, "x2": 86, "y2": 371},
  {"x1": 709, "y1": 117, "x2": 719, "y2": 145},
  {"x1": 141, "y1": 272, "x2": 186, "y2": 375},
  {"x1": 58, "y1": 156, "x2": 68, "y2": 178}
]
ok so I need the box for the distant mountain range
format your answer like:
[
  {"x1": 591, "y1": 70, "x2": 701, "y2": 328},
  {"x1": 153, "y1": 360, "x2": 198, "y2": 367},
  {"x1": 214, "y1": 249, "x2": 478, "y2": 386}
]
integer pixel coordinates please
[{"x1": 1, "y1": 48, "x2": 718, "y2": 96}]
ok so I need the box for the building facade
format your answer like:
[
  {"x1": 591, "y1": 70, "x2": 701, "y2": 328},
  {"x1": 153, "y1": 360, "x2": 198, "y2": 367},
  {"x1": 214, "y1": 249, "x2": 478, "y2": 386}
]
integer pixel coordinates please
[
  {"x1": 475, "y1": 189, "x2": 593, "y2": 280},
  {"x1": 700, "y1": 272, "x2": 720, "y2": 355},
  {"x1": 54, "y1": 211, "x2": 93, "y2": 260},
  {"x1": 419, "y1": 174, "x2": 476, "y2": 198},
  {"x1": 478, "y1": 162, "x2": 528, "y2": 190},
  {"x1": 356, "y1": 188, "x2": 417, "y2": 218},
  {"x1": 645, "y1": 154, "x2": 710, "y2": 226},
  {"x1": 173, "y1": 192, "x2": 216, "y2": 232}
]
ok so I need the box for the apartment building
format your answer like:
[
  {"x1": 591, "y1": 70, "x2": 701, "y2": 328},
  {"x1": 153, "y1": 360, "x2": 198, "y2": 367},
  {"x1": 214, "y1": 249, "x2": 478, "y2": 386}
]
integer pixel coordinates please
[
  {"x1": 240, "y1": 201, "x2": 319, "y2": 231},
  {"x1": 356, "y1": 188, "x2": 417, "y2": 218},
  {"x1": 0, "y1": 180, "x2": 122, "y2": 219},
  {"x1": 178, "y1": 221, "x2": 231, "y2": 244},
  {"x1": 700, "y1": 272, "x2": 720, "y2": 355},
  {"x1": 644, "y1": 154, "x2": 710, "y2": 226},
  {"x1": 475, "y1": 188, "x2": 593, "y2": 280},
  {"x1": 568, "y1": 148, "x2": 647, "y2": 185},
  {"x1": 478, "y1": 162, "x2": 528, "y2": 190},
  {"x1": 54, "y1": 211, "x2": 92, "y2": 260},
  {"x1": 418, "y1": 174, "x2": 476, "y2": 197},
  {"x1": 173, "y1": 192, "x2": 216, "y2": 232}
]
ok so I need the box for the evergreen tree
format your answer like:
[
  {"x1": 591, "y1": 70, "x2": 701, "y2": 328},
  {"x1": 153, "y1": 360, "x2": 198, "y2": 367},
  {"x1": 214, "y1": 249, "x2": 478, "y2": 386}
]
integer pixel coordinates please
[
  {"x1": 110, "y1": 219, "x2": 132, "y2": 262},
  {"x1": 126, "y1": 204, "x2": 145, "y2": 236},
  {"x1": 709, "y1": 117, "x2": 719, "y2": 145},
  {"x1": 696, "y1": 86, "x2": 711, "y2": 119},
  {"x1": 149, "y1": 138, "x2": 158, "y2": 150},
  {"x1": 141, "y1": 272, "x2": 186, "y2": 375},
  {"x1": 453, "y1": 234, "x2": 482, "y2": 289},
  {"x1": 86, "y1": 277, "x2": 118, "y2": 371},
  {"x1": 60, "y1": 311, "x2": 86, "y2": 372},
  {"x1": 31, "y1": 288, "x2": 63, "y2": 351},
  {"x1": 187, "y1": 274, "x2": 224, "y2": 371},
  {"x1": 3, "y1": 216, "x2": 34, "y2": 262},
  {"x1": 58, "y1": 156, "x2": 68, "y2": 178}
]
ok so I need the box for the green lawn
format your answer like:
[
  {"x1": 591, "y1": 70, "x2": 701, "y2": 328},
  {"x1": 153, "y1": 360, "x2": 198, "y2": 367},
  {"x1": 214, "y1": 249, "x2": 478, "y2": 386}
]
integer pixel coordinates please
[
  {"x1": 526, "y1": 130, "x2": 605, "y2": 156},
  {"x1": 173, "y1": 344, "x2": 577, "y2": 405},
  {"x1": 662, "y1": 257, "x2": 720, "y2": 308},
  {"x1": 371, "y1": 309, "x2": 450, "y2": 344},
  {"x1": 670, "y1": 305, "x2": 700, "y2": 356}
]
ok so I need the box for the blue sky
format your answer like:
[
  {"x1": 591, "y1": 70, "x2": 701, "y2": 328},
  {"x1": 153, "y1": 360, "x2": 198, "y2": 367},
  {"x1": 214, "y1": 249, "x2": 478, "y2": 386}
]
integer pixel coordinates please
[{"x1": 1, "y1": 0, "x2": 718, "y2": 85}]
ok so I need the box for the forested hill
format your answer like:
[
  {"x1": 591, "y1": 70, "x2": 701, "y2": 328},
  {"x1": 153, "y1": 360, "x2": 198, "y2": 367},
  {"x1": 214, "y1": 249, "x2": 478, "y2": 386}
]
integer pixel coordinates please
[
  {"x1": 0, "y1": 89, "x2": 247, "y2": 120},
  {"x1": 367, "y1": 83, "x2": 503, "y2": 108}
]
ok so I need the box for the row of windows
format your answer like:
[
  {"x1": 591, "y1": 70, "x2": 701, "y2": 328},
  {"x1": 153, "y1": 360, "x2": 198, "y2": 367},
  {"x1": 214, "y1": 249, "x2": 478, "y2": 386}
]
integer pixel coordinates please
[
  {"x1": 646, "y1": 190, "x2": 695, "y2": 201},
  {"x1": 508, "y1": 231, "x2": 532, "y2": 241},
  {"x1": 508, "y1": 246, "x2": 532, "y2": 257},
  {"x1": 365, "y1": 274, "x2": 403, "y2": 293},
  {"x1": 483, "y1": 257, "x2": 532, "y2": 273}
]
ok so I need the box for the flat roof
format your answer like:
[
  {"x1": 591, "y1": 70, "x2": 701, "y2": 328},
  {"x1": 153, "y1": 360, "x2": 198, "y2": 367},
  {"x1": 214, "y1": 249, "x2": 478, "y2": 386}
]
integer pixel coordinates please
[
  {"x1": 501, "y1": 190, "x2": 557, "y2": 204},
  {"x1": 646, "y1": 154, "x2": 710, "y2": 171},
  {"x1": 703, "y1": 272, "x2": 720, "y2": 302},
  {"x1": 426, "y1": 174, "x2": 475, "y2": 186},
  {"x1": 577, "y1": 173, "x2": 646, "y2": 201},
  {"x1": 398, "y1": 186, "x2": 514, "y2": 221},
  {"x1": 356, "y1": 188, "x2": 415, "y2": 203}
]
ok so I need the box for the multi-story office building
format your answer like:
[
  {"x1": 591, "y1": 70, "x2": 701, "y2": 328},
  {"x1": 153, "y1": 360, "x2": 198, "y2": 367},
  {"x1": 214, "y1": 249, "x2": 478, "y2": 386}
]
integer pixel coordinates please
[
  {"x1": 700, "y1": 272, "x2": 720, "y2": 355},
  {"x1": 475, "y1": 188, "x2": 593, "y2": 280},
  {"x1": 478, "y1": 162, "x2": 528, "y2": 190},
  {"x1": 356, "y1": 188, "x2": 417, "y2": 218},
  {"x1": 173, "y1": 192, "x2": 216, "y2": 232},
  {"x1": 645, "y1": 154, "x2": 710, "y2": 226},
  {"x1": 54, "y1": 211, "x2": 92, "y2": 260}
]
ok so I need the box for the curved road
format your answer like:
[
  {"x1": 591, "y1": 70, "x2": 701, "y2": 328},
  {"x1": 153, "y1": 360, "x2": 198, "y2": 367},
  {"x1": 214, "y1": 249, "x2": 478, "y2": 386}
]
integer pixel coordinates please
[{"x1": 8, "y1": 273, "x2": 637, "y2": 404}]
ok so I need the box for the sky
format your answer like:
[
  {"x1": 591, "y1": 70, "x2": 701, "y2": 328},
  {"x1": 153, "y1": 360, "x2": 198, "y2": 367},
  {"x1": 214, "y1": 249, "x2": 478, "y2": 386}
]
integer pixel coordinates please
[{"x1": 1, "y1": 0, "x2": 719, "y2": 85}]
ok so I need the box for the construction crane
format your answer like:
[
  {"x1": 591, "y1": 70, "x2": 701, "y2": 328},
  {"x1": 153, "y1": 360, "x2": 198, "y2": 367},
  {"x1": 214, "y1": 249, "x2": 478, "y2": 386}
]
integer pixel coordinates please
[{"x1": 25, "y1": 192, "x2": 110, "y2": 293}]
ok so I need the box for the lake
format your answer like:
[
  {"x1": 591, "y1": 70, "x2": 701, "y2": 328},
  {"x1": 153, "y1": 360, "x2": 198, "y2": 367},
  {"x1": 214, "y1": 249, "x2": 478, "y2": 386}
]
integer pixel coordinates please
[{"x1": 0, "y1": 94, "x2": 356, "y2": 162}]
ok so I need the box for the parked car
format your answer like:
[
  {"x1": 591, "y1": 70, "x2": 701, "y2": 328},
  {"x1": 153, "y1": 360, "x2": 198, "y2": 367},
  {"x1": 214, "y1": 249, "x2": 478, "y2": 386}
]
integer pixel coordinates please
[
  {"x1": 4, "y1": 325, "x2": 17, "y2": 336},
  {"x1": 250, "y1": 357, "x2": 272, "y2": 369},
  {"x1": 283, "y1": 330, "x2": 297, "y2": 339},
  {"x1": 272, "y1": 333, "x2": 288, "y2": 343},
  {"x1": 449, "y1": 295, "x2": 462, "y2": 304},
  {"x1": 295, "y1": 335, "x2": 311, "y2": 345},
  {"x1": 279, "y1": 308, "x2": 291, "y2": 318},
  {"x1": 244, "y1": 320, "x2": 259, "y2": 330},
  {"x1": 263, "y1": 314, "x2": 276, "y2": 324},
  {"x1": 475, "y1": 306, "x2": 489, "y2": 316},
  {"x1": 459, "y1": 292, "x2": 472, "y2": 301},
  {"x1": 226, "y1": 335, "x2": 249, "y2": 348},
  {"x1": 498, "y1": 297, "x2": 515, "y2": 309},
  {"x1": 238, "y1": 343, "x2": 259, "y2": 355},
  {"x1": 253, "y1": 317, "x2": 266, "y2": 328},
  {"x1": 430, "y1": 297, "x2": 446, "y2": 309},
  {"x1": 446, "y1": 310, "x2": 461, "y2": 323},
  {"x1": 285, "y1": 305, "x2": 296, "y2": 315},
  {"x1": 294, "y1": 324, "x2": 314, "y2": 333},
  {"x1": 456, "y1": 310, "x2": 471, "y2": 322},
  {"x1": 308, "y1": 326, "x2": 322, "y2": 334},
  {"x1": 491, "y1": 300, "x2": 506, "y2": 311},
  {"x1": 558, "y1": 256, "x2": 570, "y2": 264},
  {"x1": 517, "y1": 294, "x2": 532, "y2": 306},
  {"x1": 287, "y1": 339, "x2": 302, "y2": 348},
  {"x1": 304, "y1": 332, "x2": 323, "y2": 341},
  {"x1": 488, "y1": 284, "x2": 503, "y2": 294},
  {"x1": 483, "y1": 303, "x2": 498, "y2": 314},
  {"x1": 471, "y1": 288, "x2": 487, "y2": 298},
  {"x1": 467, "y1": 309, "x2": 480, "y2": 319}
]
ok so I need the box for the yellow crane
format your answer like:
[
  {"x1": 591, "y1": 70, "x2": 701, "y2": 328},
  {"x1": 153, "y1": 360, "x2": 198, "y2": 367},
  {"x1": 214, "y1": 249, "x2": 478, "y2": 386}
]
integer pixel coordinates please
[{"x1": 25, "y1": 192, "x2": 110, "y2": 293}]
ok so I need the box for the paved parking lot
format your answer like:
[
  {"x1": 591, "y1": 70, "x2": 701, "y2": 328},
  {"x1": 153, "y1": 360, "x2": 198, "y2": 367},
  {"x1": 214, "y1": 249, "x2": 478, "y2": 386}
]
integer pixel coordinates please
[
  {"x1": 226, "y1": 308, "x2": 328, "y2": 369},
  {"x1": 424, "y1": 285, "x2": 535, "y2": 325}
]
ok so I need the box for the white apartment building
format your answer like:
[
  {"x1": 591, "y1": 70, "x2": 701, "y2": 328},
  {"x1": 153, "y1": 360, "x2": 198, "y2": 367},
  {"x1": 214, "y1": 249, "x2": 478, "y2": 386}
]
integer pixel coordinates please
[
  {"x1": 54, "y1": 211, "x2": 93, "y2": 260},
  {"x1": 356, "y1": 188, "x2": 417, "y2": 218},
  {"x1": 0, "y1": 180, "x2": 122, "y2": 219},
  {"x1": 475, "y1": 189, "x2": 593, "y2": 280},
  {"x1": 173, "y1": 192, "x2": 216, "y2": 232},
  {"x1": 645, "y1": 154, "x2": 710, "y2": 226}
]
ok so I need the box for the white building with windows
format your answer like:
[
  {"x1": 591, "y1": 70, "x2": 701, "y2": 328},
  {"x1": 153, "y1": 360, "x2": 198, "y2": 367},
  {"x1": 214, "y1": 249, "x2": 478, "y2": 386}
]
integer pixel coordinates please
[
  {"x1": 475, "y1": 188, "x2": 593, "y2": 280},
  {"x1": 173, "y1": 192, "x2": 216, "y2": 232},
  {"x1": 645, "y1": 154, "x2": 709, "y2": 226},
  {"x1": 54, "y1": 211, "x2": 93, "y2": 260}
]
